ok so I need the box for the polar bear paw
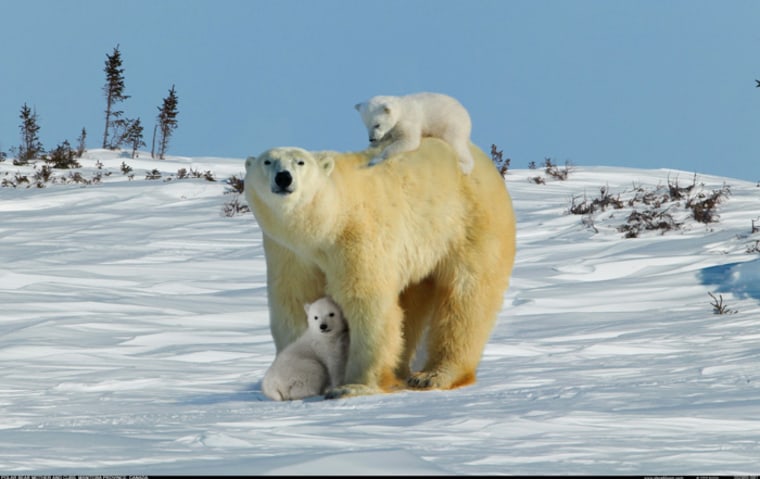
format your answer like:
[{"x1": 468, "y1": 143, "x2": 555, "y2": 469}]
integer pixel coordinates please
[
  {"x1": 408, "y1": 369, "x2": 475, "y2": 390},
  {"x1": 324, "y1": 383, "x2": 381, "y2": 399}
]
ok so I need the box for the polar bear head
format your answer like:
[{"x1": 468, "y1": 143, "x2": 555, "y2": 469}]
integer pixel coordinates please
[
  {"x1": 354, "y1": 96, "x2": 400, "y2": 145},
  {"x1": 244, "y1": 147, "x2": 335, "y2": 210},
  {"x1": 304, "y1": 296, "x2": 346, "y2": 337}
]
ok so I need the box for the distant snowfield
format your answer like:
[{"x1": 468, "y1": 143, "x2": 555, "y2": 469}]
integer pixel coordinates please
[{"x1": 1, "y1": 149, "x2": 758, "y2": 475}]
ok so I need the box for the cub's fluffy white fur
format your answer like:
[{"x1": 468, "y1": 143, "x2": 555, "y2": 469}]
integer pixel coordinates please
[
  {"x1": 261, "y1": 296, "x2": 349, "y2": 401},
  {"x1": 355, "y1": 92, "x2": 474, "y2": 174}
]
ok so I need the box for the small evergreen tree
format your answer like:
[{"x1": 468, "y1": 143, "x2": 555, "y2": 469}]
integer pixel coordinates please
[
  {"x1": 47, "y1": 140, "x2": 81, "y2": 169},
  {"x1": 124, "y1": 117, "x2": 145, "y2": 159},
  {"x1": 156, "y1": 84, "x2": 179, "y2": 160},
  {"x1": 16, "y1": 103, "x2": 44, "y2": 165},
  {"x1": 102, "y1": 45, "x2": 130, "y2": 149},
  {"x1": 76, "y1": 127, "x2": 87, "y2": 158}
]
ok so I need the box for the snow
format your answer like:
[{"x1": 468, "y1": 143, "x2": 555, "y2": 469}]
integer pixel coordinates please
[{"x1": 1, "y1": 150, "x2": 758, "y2": 475}]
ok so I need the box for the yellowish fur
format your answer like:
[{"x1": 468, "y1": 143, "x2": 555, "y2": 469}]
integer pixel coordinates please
[{"x1": 244, "y1": 138, "x2": 516, "y2": 398}]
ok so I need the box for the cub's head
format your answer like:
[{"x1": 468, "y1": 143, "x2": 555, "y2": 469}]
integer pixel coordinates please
[
  {"x1": 354, "y1": 95, "x2": 400, "y2": 145},
  {"x1": 304, "y1": 296, "x2": 347, "y2": 336},
  {"x1": 244, "y1": 147, "x2": 335, "y2": 209}
]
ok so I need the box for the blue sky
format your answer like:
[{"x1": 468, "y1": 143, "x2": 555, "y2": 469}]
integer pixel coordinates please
[{"x1": 2, "y1": 0, "x2": 759, "y2": 181}]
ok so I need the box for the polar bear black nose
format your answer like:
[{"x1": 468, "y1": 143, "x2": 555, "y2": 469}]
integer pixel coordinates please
[
  {"x1": 275, "y1": 171, "x2": 293, "y2": 189},
  {"x1": 320, "y1": 323, "x2": 328, "y2": 331}
]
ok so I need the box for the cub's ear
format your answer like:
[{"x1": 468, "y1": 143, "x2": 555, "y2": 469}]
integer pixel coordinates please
[
  {"x1": 319, "y1": 155, "x2": 335, "y2": 176},
  {"x1": 382, "y1": 104, "x2": 391, "y2": 114},
  {"x1": 354, "y1": 102, "x2": 363, "y2": 111},
  {"x1": 245, "y1": 156, "x2": 255, "y2": 168},
  {"x1": 303, "y1": 303, "x2": 311, "y2": 315}
]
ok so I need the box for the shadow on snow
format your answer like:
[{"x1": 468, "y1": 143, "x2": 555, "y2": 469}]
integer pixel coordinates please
[{"x1": 699, "y1": 258, "x2": 760, "y2": 302}]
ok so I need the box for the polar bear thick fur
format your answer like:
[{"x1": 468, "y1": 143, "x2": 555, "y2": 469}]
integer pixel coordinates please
[
  {"x1": 261, "y1": 296, "x2": 349, "y2": 401},
  {"x1": 244, "y1": 138, "x2": 516, "y2": 398},
  {"x1": 354, "y1": 92, "x2": 475, "y2": 174}
]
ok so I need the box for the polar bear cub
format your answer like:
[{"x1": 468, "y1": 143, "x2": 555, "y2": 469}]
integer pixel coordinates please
[
  {"x1": 261, "y1": 296, "x2": 349, "y2": 401},
  {"x1": 354, "y1": 92, "x2": 474, "y2": 174}
]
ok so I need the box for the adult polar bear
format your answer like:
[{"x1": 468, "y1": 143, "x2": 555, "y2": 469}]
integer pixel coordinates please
[{"x1": 244, "y1": 138, "x2": 516, "y2": 398}]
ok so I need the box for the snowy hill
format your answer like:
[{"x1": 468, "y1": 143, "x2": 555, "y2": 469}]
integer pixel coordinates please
[{"x1": 1, "y1": 149, "x2": 758, "y2": 475}]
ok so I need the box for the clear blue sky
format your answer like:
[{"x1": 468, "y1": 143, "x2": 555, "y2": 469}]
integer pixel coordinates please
[{"x1": 2, "y1": 0, "x2": 759, "y2": 181}]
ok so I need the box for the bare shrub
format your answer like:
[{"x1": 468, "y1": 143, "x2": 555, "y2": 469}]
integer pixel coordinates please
[
  {"x1": 184, "y1": 168, "x2": 216, "y2": 181},
  {"x1": 708, "y1": 292, "x2": 737, "y2": 315},
  {"x1": 222, "y1": 196, "x2": 250, "y2": 216},
  {"x1": 490, "y1": 144, "x2": 510, "y2": 177},
  {"x1": 65, "y1": 172, "x2": 91, "y2": 185},
  {"x1": 686, "y1": 183, "x2": 731, "y2": 223},
  {"x1": 544, "y1": 158, "x2": 572, "y2": 181},
  {"x1": 224, "y1": 175, "x2": 245, "y2": 195},
  {"x1": 34, "y1": 164, "x2": 54, "y2": 183},
  {"x1": 569, "y1": 185, "x2": 624, "y2": 215},
  {"x1": 667, "y1": 173, "x2": 696, "y2": 200},
  {"x1": 628, "y1": 184, "x2": 669, "y2": 208},
  {"x1": 617, "y1": 208, "x2": 682, "y2": 238},
  {"x1": 528, "y1": 176, "x2": 545, "y2": 184}
]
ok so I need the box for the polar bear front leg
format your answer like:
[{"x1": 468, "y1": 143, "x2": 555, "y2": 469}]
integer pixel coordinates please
[
  {"x1": 324, "y1": 293, "x2": 404, "y2": 398},
  {"x1": 263, "y1": 235, "x2": 326, "y2": 352}
]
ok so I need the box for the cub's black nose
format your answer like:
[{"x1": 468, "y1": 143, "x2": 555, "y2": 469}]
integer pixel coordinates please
[
  {"x1": 320, "y1": 323, "x2": 328, "y2": 331},
  {"x1": 274, "y1": 171, "x2": 292, "y2": 189}
]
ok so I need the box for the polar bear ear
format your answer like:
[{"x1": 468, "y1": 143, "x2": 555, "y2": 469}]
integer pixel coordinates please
[
  {"x1": 382, "y1": 104, "x2": 392, "y2": 114},
  {"x1": 303, "y1": 302, "x2": 311, "y2": 315},
  {"x1": 354, "y1": 103, "x2": 362, "y2": 111},
  {"x1": 319, "y1": 155, "x2": 335, "y2": 177}
]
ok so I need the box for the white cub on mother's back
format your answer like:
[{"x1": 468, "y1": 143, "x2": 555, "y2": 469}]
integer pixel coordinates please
[
  {"x1": 354, "y1": 92, "x2": 474, "y2": 174},
  {"x1": 261, "y1": 296, "x2": 349, "y2": 401}
]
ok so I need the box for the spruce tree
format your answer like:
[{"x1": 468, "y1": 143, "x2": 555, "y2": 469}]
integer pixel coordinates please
[
  {"x1": 76, "y1": 127, "x2": 87, "y2": 158},
  {"x1": 102, "y1": 45, "x2": 130, "y2": 149},
  {"x1": 17, "y1": 103, "x2": 44, "y2": 165},
  {"x1": 156, "y1": 84, "x2": 179, "y2": 160},
  {"x1": 124, "y1": 117, "x2": 146, "y2": 159}
]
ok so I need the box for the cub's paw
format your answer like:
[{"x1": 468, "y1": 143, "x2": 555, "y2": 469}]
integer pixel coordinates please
[
  {"x1": 367, "y1": 156, "x2": 386, "y2": 167},
  {"x1": 324, "y1": 383, "x2": 380, "y2": 399}
]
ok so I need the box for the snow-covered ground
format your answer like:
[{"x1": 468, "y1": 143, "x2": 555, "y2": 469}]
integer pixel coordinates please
[{"x1": 1, "y1": 149, "x2": 758, "y2": 475}]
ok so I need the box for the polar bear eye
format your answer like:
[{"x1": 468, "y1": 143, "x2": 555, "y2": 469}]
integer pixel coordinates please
[
  {"x1": 329, "y1": 312, "x2": 335, "y2": 317},
  {"x1": 313, "y1": 316, "x2": 318, "y2": 320},
  {"x1": 264, "y1": 160, "x2": 271, "y2": 165},
  {"x1": 373, "y1": 124, "x2": 380, "y2": 130},
  {"x1": 297, "y1": 160, "x2": 305, "y2": 166}
]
